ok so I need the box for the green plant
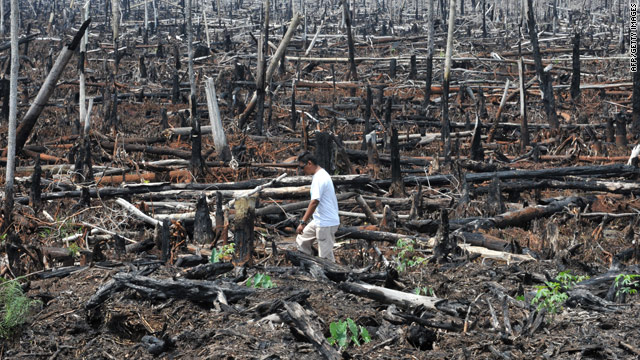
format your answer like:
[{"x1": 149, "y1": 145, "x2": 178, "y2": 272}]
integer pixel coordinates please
[
  {"x1": 516, "y1": 295, "x2": 526, "y2": 302},
  {"x1": 0, "y1": 278, "x2": 41, "y2": 339},
  {"x1": 209, "y1": 243, "x2": 235, "y2": 263},
  {"x1": 531, "y1": 281, "x2": 568, "y2": 314},
  {"x1": 67, "y1": 242, "x2": 81, "y2": 258},
  {"x1": 38, "y1": 228, "x2": 53, "y2": 239},
  {"x1": 393, "y1": 239, "x2": 426, "y2": 272},
  {"x1": 246, "y1": 273, "x2": 276, "y2": 289},
  {"x1": 414, "y1": 286, "x2": 435, "y2": 297},
  {"x1": 327, "y1": 318, "x2": 371, "y2": 349},
  {"x1": 614, "y1": 274, "x2": 640, "y2": 298},
  {"x1": 530, "y1": 271, "x2": 589, "y2": 314},
  {"x1": 555, "y1": 271, "x2": 589, "y2": 288}
]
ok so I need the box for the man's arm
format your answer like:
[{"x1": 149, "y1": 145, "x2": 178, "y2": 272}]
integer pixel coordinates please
[{"x1": 297, "y1": 199, "x2": 319, "y2": 234}]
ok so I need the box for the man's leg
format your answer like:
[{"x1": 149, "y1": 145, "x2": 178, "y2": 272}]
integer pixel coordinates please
[
  {"x1": 296, "y1": 220, "x2": 317, "y2": 255},
  {"x1": 316, "y1": 225, "x2": 338, "y2": 262}
]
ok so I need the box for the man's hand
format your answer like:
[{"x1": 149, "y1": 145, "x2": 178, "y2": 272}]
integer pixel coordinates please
[{"x1": 296, "y1": 224, "x2": 305, "y2": 234}]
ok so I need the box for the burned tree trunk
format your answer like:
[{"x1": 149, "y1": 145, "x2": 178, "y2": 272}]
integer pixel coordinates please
[
  {"x1": 255, "y1": 0, "x2": 269, "y2": 136},
  {"x1": 470, "y1": 115, "x2": 484, "y2": 161},
  {"x1": 433, "y1": 209, "x2": 455, "y2": 262},
  {"x1": 615, "y1": 113, "x2": 628, "y2": 147},
  {"x1": 160, "y1": 218, "x2": 172, "y2": 263},
  {"x1": 238, "y1": 13, "x2": 302, "y2": 128},
  {"x1": 441, "y1": 0, "x2": 457, "y2": 164},
  {"x1": 193, "y1": 194, "x2": 214, "y2": 244},
  {"x1": 409, "y1": 54, "x2": 417, "y2": 80},
  {"x1": 190, "y1": 95, "x2": 207, "y2": 178},
  {"x1": 233, "y1": 197, "x2": 255, "y2": 267},
  {"x1": 3, "y1": 0, "x2": 19, "y2": 232},
  {"x1": 389, "y1": 127, "x2": 405, "y2": 197},
  {"x1": 30, "y1": 155, "x2": 41, "y2": 211},
  {"x1": 315, "y1": 132, "x2": 336, "y2": 174},
  {"x1": 362, "y1": 85, "x2": 372, "y2": 151},
  {"x1": 423, "y1": 0, "x2": 435, "y2": 107},
  {"x1": 526, "y1": 0, "x2": 559, "y2": 131},
  {"x1": 14, "y1": 19, "x2": 91, "y2": 153},
  {"x1": 214, "y1": 191, "x2": 226, "y2": 247},
  {"x1": 342, "y1": 0, "x2": 358, "y2": 80},
  {"x1": 518, "y1": 40, "x2": 530, "y2": 150},
  {"x1": 570, "y1": 31, "x2": 581, "y2": 101}
]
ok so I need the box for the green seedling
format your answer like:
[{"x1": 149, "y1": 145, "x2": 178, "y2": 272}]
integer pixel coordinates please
[
  {"x1": 327, "y1": 318, "x2": 371, "y2": 349},
  {"x1": 614, "y1": 274, "x2": 640, "y2": 298},
  {"x1": 531, "y1": 281, "x2": 568, "y2": 314},
  {"x1": 555, "y1": 270, "x2": 589, "y2": 288},
  {"x1": 393, "y1": 238, "x2": 426, "y2": 273},
  {"x1": 0, "y1": 278, "x2": 41, "y2": 339},
  {"x1": 531, "y1": 271, "x2": 589, "y2": 315},
  {"x1": 67, "y1": 242, "x2": 81, "y2": 258},
  {"x1": 210, "y1": 243, "x2": 235, "y2": 263},
  {"x1": 246, "y1": 273, "x2": 276, "y2": 289},
  {"x1": 414, "y1": 286, "x2": 435, "y2": 297}
]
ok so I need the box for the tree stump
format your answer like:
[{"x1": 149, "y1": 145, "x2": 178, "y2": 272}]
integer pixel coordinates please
[
  {"x1": 193, "y1": 194, "x2": 214, "y2": 244},
  {"x1": 232, "y1": 196, "x2": 256, "y2": 267}
]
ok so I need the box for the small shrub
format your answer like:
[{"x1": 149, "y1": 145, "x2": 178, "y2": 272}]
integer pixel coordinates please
[
  {"x1": 327, "y1": 318, "x2": 371, "y2": 348},
  {"x1": 614, "y1": 274, "x2": 640, "y2": 298},
  {"x1": 531, "y1": 271, "x2": 589, "y2": 314},
  {"x1": 0, "y1": 278, "x2": 41, "y2": 339},
  {"x1": 555, "y1": 271, "x2": 589, "y2": 288},
  {"x1": 209, "y1": 243, "x2": 235, "y2": 263},
  {"x1": 393, "y1": 239, "x2": 426, "y2": 273},
  {"x1": 246, "y1": 273, "x2": 276, "y2": 289},
  {"x1": 531, "y1": 281, "x2": 568, "y2": 314},
  {"x1": 67, "y1": 242, "x2": 81, "y2": 258}
]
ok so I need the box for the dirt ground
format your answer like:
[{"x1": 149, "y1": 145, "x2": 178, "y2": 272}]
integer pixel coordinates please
[
  {"x1": 2, "y1": 229, "x2": 639, "y2": 360},
  {"x1": 1, "y1": 1, "x2": 639, "y2": 359}
]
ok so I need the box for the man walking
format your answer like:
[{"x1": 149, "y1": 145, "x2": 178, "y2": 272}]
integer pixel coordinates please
[{"x1": 296, "y1": 151, "x2": 340, "y2": 262}]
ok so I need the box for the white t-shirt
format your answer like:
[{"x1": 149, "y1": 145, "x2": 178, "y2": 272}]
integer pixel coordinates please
[{"x1": 310, "y1": 168, "x2": 340, "y2": 227}]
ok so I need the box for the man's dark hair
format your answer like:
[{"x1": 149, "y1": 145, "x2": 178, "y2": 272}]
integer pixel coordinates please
[{"x1": 297, "y1": 151, "x2": 318, "y2": 165}]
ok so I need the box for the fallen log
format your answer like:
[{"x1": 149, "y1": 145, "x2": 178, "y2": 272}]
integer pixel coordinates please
[
  {"x1": 481, "y1": 196, "x2": 590, "y2": 229},
  {"x1": 285, "y1": 251, "x2": 395, "y2": 284},
  {"x1": 336, "y1": 226, "x2": 430, "y2": 244},
  {"x1": 338, "y1": 281, "x2": 441, "y2": 311},
  {"x1": 377, "y1": 164, "x2": 640, "y2": 188},
  {"x1": 85, "y1": 272, "x2": 254, "y2": 309},
  {"x1": 281, "y1": 302, "x2": 341, "y2": 360},
  {"x1": 252, "y1": 289, "x2": 311, "y2": 317},
  {"x1": 475, "y1": 178, "x2": 640, "y2": 196},
  {"x1": 256, "y1": 192, "x2": 355, "y2": 217},
  {"x1": 345, "y1": 149, "x2": 430, "y2": 167},
  {"x1": 455, "y1": 231, "x2": 521, "y2": 253},
  {"x1": 458, "y1": 244, "x2": 535, "y2": 263},
  {"x1": 15, "y1": 175, "x2": 370, "y2": 204},
  {"x1": 181, "y1": 262, "x2": 234, "y2": 280},
  {"x1": 37, "y1": 265, "x2": 89, "y2": 279},
  {"x1": 386, "y1": 306, "x2": 464, "y2": 332},
  {"x1": 99, "y1": 141, "x2": 194, "y2": 160}
]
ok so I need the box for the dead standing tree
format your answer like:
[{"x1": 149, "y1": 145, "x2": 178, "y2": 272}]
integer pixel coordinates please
[
  {"x1": 238, "y1": 12, "x2": 302, "y2": 130},
  {"x1": 526, "y1": 0, "x2": 559, "y2": 131},
  {"x1": 423, "y1": 0, "x2": 435, "y2": 108},
  {"x1": 13, "y1": 19, "x2": 91, "y2": 153},
  {"x1": 342, "y1": 0, "x2": 357, "y2": 81},
  {"x1": 2, "y1": 0, "x2": 19, "y2": 233},
  {"x1": 441, "y1": 0, "x2": 456, "y2": 164}
]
